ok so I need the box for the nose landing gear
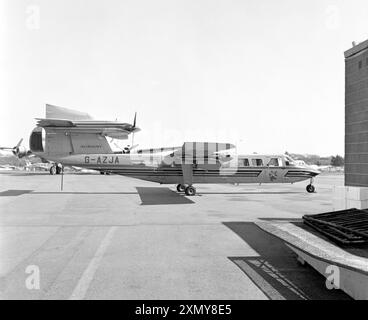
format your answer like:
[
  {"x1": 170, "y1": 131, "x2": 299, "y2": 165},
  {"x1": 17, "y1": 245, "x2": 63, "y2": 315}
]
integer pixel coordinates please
[{"x1": 306, "y1": 178, "x2": 316, "y2": 193}]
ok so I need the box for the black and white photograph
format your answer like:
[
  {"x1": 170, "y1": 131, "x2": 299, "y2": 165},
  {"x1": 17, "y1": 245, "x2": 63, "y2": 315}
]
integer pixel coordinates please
[{"x1": 1, "y1": 0, "x2": 368, "y2": 307}]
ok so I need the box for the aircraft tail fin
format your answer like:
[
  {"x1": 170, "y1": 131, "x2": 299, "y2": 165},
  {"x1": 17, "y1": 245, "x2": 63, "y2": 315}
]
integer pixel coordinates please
[{"x1": 45, "y1": 104, "x2": 93, "y2": 120}]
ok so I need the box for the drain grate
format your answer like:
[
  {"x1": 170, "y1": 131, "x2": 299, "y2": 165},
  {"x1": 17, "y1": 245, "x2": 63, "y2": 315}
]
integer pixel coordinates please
[{"x1": 303, "y1": 208, "x2": 368, "y2": 244}]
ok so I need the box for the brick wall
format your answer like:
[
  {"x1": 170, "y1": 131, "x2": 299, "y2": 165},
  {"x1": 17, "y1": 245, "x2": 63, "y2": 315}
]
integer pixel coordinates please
[{"x1": 345, "y1": 40, "x2": 368, "y2": 186}]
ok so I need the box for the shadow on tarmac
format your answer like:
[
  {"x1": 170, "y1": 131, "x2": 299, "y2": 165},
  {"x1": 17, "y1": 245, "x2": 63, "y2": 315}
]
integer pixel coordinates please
[
  {"x1": 0, "y1": 188, "x2": 195, "y2": 206},
  {"x1": 0, "y1": 190, "x2": 138, "y2": 196},
  {"x1": 136, "y1": 187, "x2": 194, "y2": 205},
  {"x1": 223, "y1": 221, "x2": 351, "y2": 300},
  {"x1": 34, "y1": 191, "x2": 137, "y2": 195},
  {"x1": 0, "y1": 190, "x2": 33, "y2": 197}
]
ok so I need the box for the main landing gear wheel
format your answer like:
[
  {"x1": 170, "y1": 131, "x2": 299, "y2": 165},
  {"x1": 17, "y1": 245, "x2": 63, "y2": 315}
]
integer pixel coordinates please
[
  {"x1": 306, "y1": 184, "x2": 315, "y2": 193},
  {"x1": 56, "y1": 165, "x2": 62, "y2": 175},
  {"x1": 176, "y1": 184, "x2": 186, "y2": 192},
  {"x1": 185, "y1": 186, "x2": 196, "y2": 196},
  {"x1": 50, "y1": 165, "x2": 57, "y2": 175}
]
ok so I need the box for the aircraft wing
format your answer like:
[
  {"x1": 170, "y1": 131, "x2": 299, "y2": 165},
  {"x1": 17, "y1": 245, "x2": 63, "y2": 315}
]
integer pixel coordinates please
[
  {"x1": 36, "y1": 118, "x2": 138, "y2": 140},
  {"x1": 101, "y1": 128, "x2": 131, "y2": 140},
  {"x1": 36, "y1": 118, "x2": 75, "y2": 127},
  {"x1": 135, "y1": 146, "x2": 180, "y2": 155}
]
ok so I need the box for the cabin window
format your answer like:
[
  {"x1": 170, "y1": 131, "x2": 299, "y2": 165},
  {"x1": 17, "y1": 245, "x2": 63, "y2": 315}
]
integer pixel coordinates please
[
  {"x1": 359, "y1": 61, "x2": 363, "y2": 69},
  {"x1": 238, "y1": 159, "x2": 250, "y2": 167},
  {"x1": 252, "y1": 159, "x2": 263, "y2": 166},
  {"x1": 268, "y1": 158, "x2": 280, "y2": 167}
]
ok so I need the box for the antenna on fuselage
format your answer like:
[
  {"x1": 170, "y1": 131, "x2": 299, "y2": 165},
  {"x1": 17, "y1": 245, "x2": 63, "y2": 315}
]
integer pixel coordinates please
[{"x1": 130, "y1": 112, "x2": 138, "y2": 151}]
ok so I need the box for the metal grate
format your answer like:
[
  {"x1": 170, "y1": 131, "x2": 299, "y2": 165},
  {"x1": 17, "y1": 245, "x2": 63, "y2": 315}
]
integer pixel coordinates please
[{"x1": 303, "y1": 208, "x2": 368, "y2": 244}]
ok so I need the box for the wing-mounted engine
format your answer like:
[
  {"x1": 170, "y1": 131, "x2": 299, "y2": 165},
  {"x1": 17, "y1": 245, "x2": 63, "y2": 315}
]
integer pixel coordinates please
[{"x1": 176, "y1": 142, "x2": 235, "y2": 165}]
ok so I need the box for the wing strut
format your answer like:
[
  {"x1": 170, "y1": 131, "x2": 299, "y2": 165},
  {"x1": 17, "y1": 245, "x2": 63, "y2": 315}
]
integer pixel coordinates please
[
  {"x1": 179, "y1": 164, "x2": 196, "y2": 196},
  {"x1": 181, "y1": 164, "x2": 193, "y2": 186}
]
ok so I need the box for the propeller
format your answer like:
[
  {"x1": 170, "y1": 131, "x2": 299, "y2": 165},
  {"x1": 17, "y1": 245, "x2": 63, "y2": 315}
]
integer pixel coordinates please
[
  {"x1": 118, "y1": 113, "x2": 139, "y2": 153},
  {"x1": 129, "y1": 112, "x2": 138, "y2": 152},
  {"x1": 0, "y1": 139, "x2": 25, "y2": 157},
  {"x1": 108, "y1": 112, "x2": 139, "y2": 154},
  {"x1": 133, "y1": 112, "x2": 137, "y2": 129},
  {"x1": 13, "y1": 138, "x2": 23, "y2": 156},
  {"x1": 0, "y1": 138, "x2": 32, "y2": 159}
]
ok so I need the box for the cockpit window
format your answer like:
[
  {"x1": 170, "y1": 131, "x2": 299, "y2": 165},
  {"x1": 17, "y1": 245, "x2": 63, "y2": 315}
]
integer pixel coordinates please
[
  {"x1": 285, "y1": 156, "x2": 296, "y2": 166},
  {"x1": 268, "y1": 158, "x2": 280, "y2": 166}
]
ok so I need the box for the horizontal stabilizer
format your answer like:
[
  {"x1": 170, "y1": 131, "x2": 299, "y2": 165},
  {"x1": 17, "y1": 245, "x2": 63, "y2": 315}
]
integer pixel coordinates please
[{"x1": 36, "y1": 118, "x2": 75, "y2": 127}]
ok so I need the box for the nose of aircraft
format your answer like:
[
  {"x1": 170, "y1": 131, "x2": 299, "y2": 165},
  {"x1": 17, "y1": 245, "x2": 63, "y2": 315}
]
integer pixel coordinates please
[{"x1": 309, "y1": 167, "x2": 321, "y2": 177}]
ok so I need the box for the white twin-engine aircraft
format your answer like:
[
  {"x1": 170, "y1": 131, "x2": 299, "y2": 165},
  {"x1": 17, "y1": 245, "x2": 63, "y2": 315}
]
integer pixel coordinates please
[{"x1": 28, "y1": 105, "x2": 320, "y2": 196}]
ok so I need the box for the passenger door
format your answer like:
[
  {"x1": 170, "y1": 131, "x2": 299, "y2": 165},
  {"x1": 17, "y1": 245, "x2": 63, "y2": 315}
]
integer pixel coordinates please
[{"x1": 265, "y1": 157, "x2": 282, "y2": 182}]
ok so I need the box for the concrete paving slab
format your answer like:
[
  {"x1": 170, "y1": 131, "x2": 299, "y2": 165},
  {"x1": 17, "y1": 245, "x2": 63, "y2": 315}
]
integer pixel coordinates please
[{"x1": 0, "y1": 172, "x2": 349, "y2": 299}]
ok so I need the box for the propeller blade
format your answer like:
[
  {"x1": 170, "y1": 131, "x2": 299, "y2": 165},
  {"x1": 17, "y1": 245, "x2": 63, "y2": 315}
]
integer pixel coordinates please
[
  {"x1": 15, "y1": 138, "x2": 23, "y2": 148},
  {"x1": 133, "y1": 112, "x2": 137, "y2": 128},
  {"x1": 130, "y1": 144, "x2": 139, "y2": 151}
]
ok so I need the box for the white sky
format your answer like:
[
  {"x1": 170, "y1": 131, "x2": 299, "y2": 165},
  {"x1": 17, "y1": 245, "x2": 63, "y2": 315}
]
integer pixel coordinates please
[{"x1": 1, "y1": 0, "x2": 368, "y2": 156}]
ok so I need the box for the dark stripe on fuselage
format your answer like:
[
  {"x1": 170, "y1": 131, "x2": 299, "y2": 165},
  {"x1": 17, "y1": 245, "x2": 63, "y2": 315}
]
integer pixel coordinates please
[
  {"x1": 91, "y1": 167, "x2": 263, "y2": 177},
  {"x1": 285, "y1": 170, "x2": 316, "y2": 178}
]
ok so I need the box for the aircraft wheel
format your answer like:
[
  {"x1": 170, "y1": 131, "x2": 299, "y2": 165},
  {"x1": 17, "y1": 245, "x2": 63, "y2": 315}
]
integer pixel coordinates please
[
  {"x1": 49, "y1": 165, "x2": 57, "y2": 175},
  {"x1": 100, "y1": 171, "x2": 105, "y2": 175},
  {"x1": 306, "y1": 184, "x2": 315, "y2": 193},
  {"x1": 176, "y1": 184, "x2": 186, "y2": 192},
  {"x1": 185, "y1": 186, "x2": 196, "y2": 196},
  {"x1": 56, "y1": 165, "x2": 62, "y2": 174}
]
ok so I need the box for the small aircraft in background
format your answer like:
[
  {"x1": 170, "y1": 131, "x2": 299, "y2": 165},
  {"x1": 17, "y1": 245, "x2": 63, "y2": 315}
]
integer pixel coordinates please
[
  {"x1": 23, "y1": 160, "x2": 50, "y2": 172},
  {"x1": 0, "y1": 164, "x2": 17, "y2": 171},
  {"x1": 0, "y1": 139, "x2": 32, "y2": 158}
]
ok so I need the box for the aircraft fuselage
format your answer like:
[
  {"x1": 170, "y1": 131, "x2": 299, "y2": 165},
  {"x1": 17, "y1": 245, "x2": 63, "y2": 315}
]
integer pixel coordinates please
[{"x1": 36, "y1": 152, "x2": 320, "y2": 185}]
